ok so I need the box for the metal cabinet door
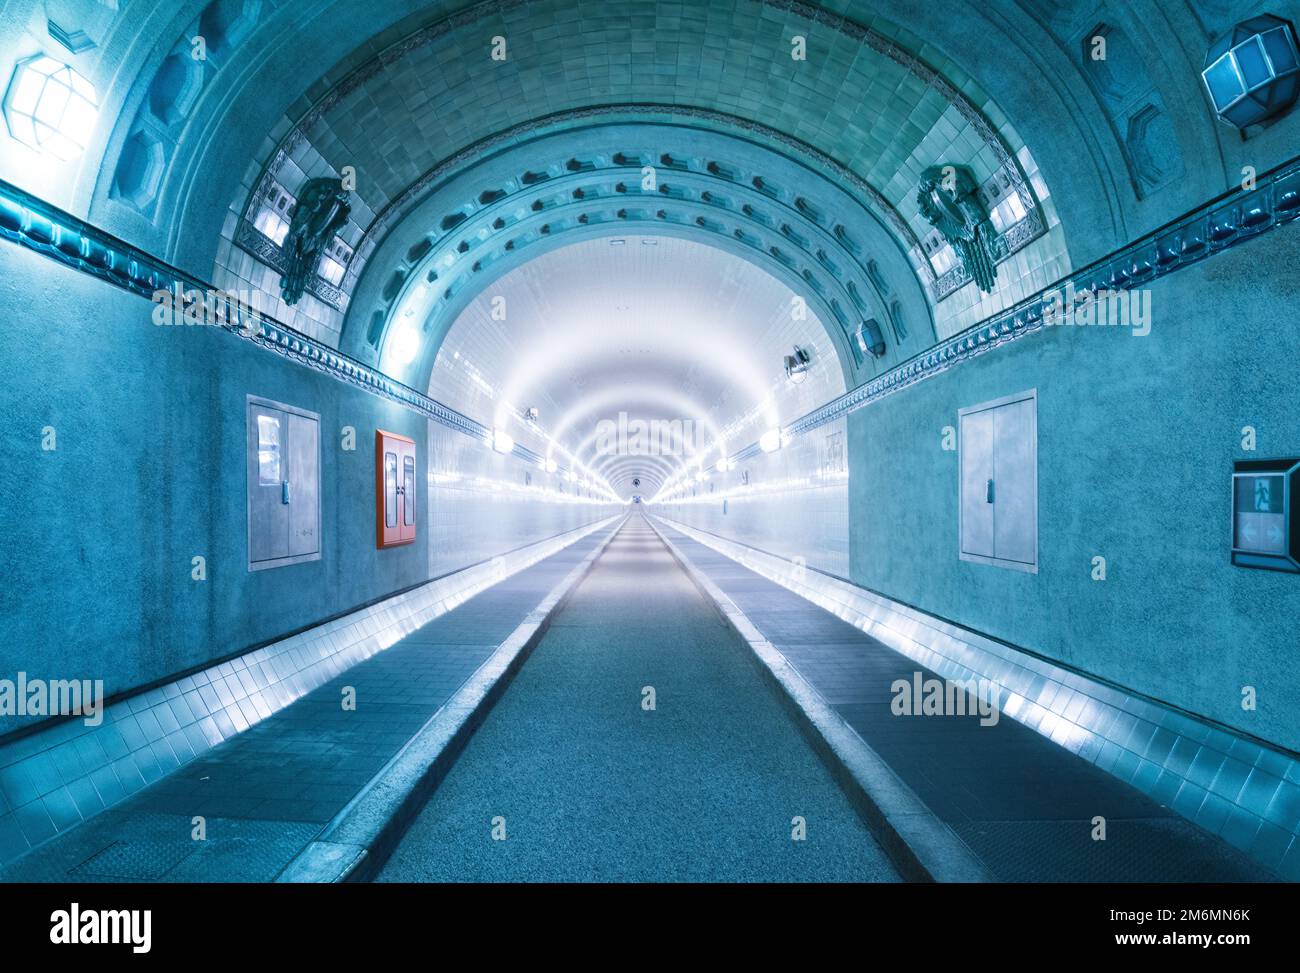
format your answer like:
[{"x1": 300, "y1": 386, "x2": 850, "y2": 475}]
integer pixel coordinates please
[
  {"x1": 992, "y1": 396, "x2": 1037, "y2": 566},
  {"x1": 960, "y1": 407, "x2": 996, "y2": 559},
  {"x1": 248, "y1": 403, "x2": 290, "y2": 564},
  {"x1": 287, "y1": 412, "x2": 320, "y2": 558}
]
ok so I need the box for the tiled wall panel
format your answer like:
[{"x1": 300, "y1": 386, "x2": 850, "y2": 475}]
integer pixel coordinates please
[
  {"x1": 654, "y1": 416, "x2": 849, "y2": 577},
  {"x1": 426, "y1": 421, "x2": 625, "y2": 577}
]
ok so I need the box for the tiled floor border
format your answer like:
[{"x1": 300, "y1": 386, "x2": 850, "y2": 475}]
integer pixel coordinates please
[
  {"x1": 651, "y1": 517, "x2": 1300, "y2": 881},
  {"x1": 0, "y1": 516, "x2": 621, "y2": 867}
]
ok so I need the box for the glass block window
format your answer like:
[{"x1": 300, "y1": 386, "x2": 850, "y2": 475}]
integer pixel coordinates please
[
  {"x1": 318, "y1": 237, "x2": 353, "y2": 285},
  {"x1": 929, "y1": 243, "x2": 958, "y2": 276},
  {"x1": 989, "y1": 192, "x2": 1028, "y2": 233},
  {"x1": 253, "y1": 181, "x2": 294, "y2": 246}
]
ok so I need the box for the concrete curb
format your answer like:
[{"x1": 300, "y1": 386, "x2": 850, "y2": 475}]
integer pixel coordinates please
[
  {"x1": 645, "y1": 516, "x2": 994, "y2": 884},
  {"x1": 275, "y1": 515, "x2": 628, "y2": 883}
]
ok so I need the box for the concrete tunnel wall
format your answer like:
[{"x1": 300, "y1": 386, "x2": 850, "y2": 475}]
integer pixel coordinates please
[
  {"x1": 845, "y1": 227, "x2": 1300, "y2": 753},
  {"x1": 2, "y1": 205, "x2": 1298, "y2": 757},
  {"x1": 0, "y1": 244, "x2": 619, "y2": 729}
]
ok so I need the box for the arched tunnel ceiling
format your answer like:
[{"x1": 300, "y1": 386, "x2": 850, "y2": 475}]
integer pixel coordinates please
[
  {"x1": 220, "y1": 0, "x2": 1062, "y2": 353},
  {"x1": 344, "y1": 119, "x2": 938, "y2": 394},
  {"x1": 88, "y1": 0, "x2": 1115, "y2": 360},
  {"x1": 18, "y1": 0, "x2": 1291, "y2": 310},
  {"x1": 431, "y1": 234, "x2": 847, "y2": 496},
  {"x1": 14, "y1": 0, "x2": 1292, "y2": 453}
]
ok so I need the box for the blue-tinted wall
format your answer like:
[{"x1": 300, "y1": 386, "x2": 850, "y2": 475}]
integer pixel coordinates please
[
  {"x1": 0, "y1": 242, "x2": 427, "y2": 711},
  {"x1": 847, "y1": 226, "x2": 1300, "y2": 752},
  {"x1": 0, "y1": 244, "x2": 613, "y2": 729}
]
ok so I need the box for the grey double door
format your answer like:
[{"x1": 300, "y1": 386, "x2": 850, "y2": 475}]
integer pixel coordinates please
[
  {"x1": 247, "y1": 396, "x2": 321, "y2": 569},
  {"x1": 959, "y1": 390, "x2": 1037, "y2": 571}
]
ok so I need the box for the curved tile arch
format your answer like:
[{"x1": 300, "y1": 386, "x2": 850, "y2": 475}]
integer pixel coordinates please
[
  {"x1": 380, "y1": 208, "x2": 872, "y2": 397},
  {"x1": 558, "y1": 389, "x2": 738, "y2": 482},
  {"x1": 260, "y1": 0, "x2": 1029, "y2": 203},
  {"x1": 358, "y1": 145, "x2": 915, "y2": 376},
  {"x1": 339, "y1": 121, "x2": 932, "y2": 392},
  {"x1": 523, "y1": 376, "x2": 739, "y2": 472},
  {"x1": 595, "y1": 456, "x2": 679, "y2": 494},
  {"x1": 216, "y1": 0, "x2": 1054, "y2": 336},
  {"x1": 513, "y1": 383, "x2": 736, "y2": 482},
  {"x1": 425, "y1": 233, "x2": 847, "y2": 497},
  {"x1": 327, "y1": 103, "x2": 939, "y2": 300}
]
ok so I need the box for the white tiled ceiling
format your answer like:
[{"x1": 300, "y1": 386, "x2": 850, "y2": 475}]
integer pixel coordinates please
[{"x1": 430, "y1": 235, "x2": 846, "y2": 495}]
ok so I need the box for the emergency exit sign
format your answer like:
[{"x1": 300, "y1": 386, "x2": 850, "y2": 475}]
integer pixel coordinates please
[{"x1": 1232, "y1": 458, "x2": 1300, "y2": 573}]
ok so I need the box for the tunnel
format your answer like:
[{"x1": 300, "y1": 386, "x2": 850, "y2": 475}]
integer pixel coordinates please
[{"x1": 0, "y1": 0, "x2": 1298, "y2": 943}]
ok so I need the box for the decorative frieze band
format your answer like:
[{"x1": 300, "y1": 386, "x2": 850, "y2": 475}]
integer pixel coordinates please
[
  {"x1": 0, "y1": 178, "x2": 549, "y2": 470},
  {"x1": 783, "y1": 158, "x2": 1300, "y2": 440}
]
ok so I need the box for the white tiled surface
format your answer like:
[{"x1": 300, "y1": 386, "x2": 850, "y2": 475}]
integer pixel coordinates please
[
  {"x1": 652, "y1": 416, "x2": 850, "y2": 577},
  {"x1": 426, "y1": 421, "x2": 625, "y2": 577}
]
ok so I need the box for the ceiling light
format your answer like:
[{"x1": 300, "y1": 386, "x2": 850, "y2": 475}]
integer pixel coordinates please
[
  {"x1": 388, "y1": 324, "x2": 420, "y2": 365},
  {"x1": 716, "y1": 458, "x2": 731, "y2": 473},
  {"x1": 492, "y1": 428, "x2": 514, "y2": 454},
  {"x1": 3, "y1": 55, "x2": 99, "y2": 160},
  {"x1": 759, "y1": 428, "x2": 782, "y2": 453},
  {"x1": 545, "y1": 458, "x2": 558, "y2": 474}
]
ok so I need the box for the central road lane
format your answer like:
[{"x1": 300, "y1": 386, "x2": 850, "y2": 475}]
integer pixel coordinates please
[{"x1": 377, "y1": 515, "x2": 899, "y2": 882}]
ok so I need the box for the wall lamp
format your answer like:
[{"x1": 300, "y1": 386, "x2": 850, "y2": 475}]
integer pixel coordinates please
[
  {"x1": 784, "y1": 345, "x2": 812, "y2": 384},
  {"x1": 1202, "y1": 15, "x2": 1299, "y2": 129},
  {"x1": 3, "y1": 55, "x2": 98, "y2": 160},
  {"x1": 856, "y1": 319, "x2": 887, "y2": 359}
]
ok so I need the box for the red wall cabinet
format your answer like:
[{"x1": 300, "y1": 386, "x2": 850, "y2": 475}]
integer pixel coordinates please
[{"x1": 376, "y1": 429, "x2": 417, "y2": 548}]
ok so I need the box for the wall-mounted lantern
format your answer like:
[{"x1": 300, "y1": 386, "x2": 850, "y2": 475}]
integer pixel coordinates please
[
  {"x1": 856, "y1": 319, "x2": 887, "y2": 359},
  {"x1": 2, "y1": 55, "x2": 98, "y2": 160},
  {"x1": 784, "y1": 345, "x2": 812, "y2": 384},
  {"x1": 1202, "y1": 15, "x2": 1300, "y2": 129}
]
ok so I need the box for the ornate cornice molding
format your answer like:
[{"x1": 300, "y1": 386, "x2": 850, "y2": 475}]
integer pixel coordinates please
[{"x1": 0, "y1": 178, "x2": 551, "y2": 471}]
